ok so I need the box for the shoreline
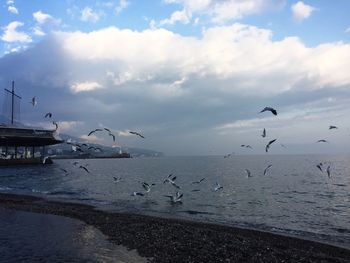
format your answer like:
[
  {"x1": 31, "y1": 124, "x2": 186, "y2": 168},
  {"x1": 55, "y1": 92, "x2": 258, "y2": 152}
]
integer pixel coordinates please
[{"x1": 0, "y1": 193, "x2": 349, "y2": 262}]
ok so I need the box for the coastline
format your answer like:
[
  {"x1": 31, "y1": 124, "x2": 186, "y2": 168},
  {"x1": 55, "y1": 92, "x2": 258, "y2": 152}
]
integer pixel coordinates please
[{"x1": 0, "y1": 192, "x2": 349, "y2": 263}]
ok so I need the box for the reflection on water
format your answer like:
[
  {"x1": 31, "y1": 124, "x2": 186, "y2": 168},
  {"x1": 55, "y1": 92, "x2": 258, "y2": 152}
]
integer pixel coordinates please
[
  {"x1": 0, "y1": 208, "x2": 148, "y2": 263},
  {"x1": 0, "y1": 155, "x2": 349, "y2": 248}
]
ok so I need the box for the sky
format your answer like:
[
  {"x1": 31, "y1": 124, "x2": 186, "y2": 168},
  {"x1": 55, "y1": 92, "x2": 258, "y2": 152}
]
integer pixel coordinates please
[{"x1": 0, "y1": 0, "x2": 350, "y2": 155}]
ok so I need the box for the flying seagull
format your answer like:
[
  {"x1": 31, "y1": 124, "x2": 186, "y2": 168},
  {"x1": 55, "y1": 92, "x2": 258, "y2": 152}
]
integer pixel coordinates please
[
  {"x1": 326, "y1": 165, "x2": 331, "y2": 178},
  {"x1": 317, "y1": 139, "x2": 328, "y2": 143},
  {"x1": 316, "y1": 163, "x2": 323, "y2": 172},
  {"x1": 79, "y1": 165, "x2": 90, "y2": 173},
  {"x1": 329, "y1": 126, "x2": 338, "y2": 130},
  {"x1": 192, "y1": 178, "x2": 205, "y2": 184},
  {"x1": 52, "y1": 121, "x2": 58, "y2": 130},
  {"x1": 164, "y1": 192, "x2": 183, "y2": 203},
  {"x1": 260, "y1": 107, "x2": 277, "y2": 116},
  {"x1": 129, "y1": 131, "x2": 145, "y2": 139},
  {"x1": 214, "y1": 182, "x2": 223, "y2": 191},
  {"x1": 44, "y1": 112, "x2": 52, "y2": 118},
  {"x1": 142, "y1": 182, "x2": 156, "y2": 193},
  {"x1": 163, "y1": 174, "x2": 181, "y2": 189},
  {"x1": 60, "y1": 168, "x2": 69, "y2": 174},
  {"x1": 30, "y1": 96, "x2": 37, "y2": 106},
  {"x1": 241, "y1": 145, "x2": 253, "y2": 149},
  {"x1": 265, "y1": 139, "x2": 277, "y2": 153},
  {"x1": 108, "y1": 132, "x2": 116, "y2": 142},
  {"x1": 261, "y1": 128, "x2": 266, "y2": 138},
  {"x1": 245, "y1": 169, "x2": 252, "y2": 178},
  {"x1": 88, "y1": 129, "x2": 103, "y2": 136},
  {"x1": 113, "y1": 177, "x2": 122, "y2": 183},
  {"x1": 131, "y1": 192, "x2": 144, "y2": 197},
  {"x1": 263, "y1": 165, "x2": 272, "y2": 176}
]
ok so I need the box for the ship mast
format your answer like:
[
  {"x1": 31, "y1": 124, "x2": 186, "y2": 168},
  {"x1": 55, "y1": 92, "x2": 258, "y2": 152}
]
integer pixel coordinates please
[{"x1": 4, "y1": 81, "x2": 21, "y2": 124}]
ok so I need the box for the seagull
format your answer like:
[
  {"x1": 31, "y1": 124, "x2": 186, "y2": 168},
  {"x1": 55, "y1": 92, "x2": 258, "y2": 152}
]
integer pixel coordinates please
[
  {"x1": 326, "y1": 165, "x2": 331, "y2": 178},
  {"x1": 316, "y1": 163, "x2": 323, "y2": 172},
  {"x1": 163, "y1": 174, "x2": 181, "y2": 189},
  {"x1": 52, "y1": 121, "x2": 58, "y2": 130},
  {"x1": 260, "y1": 107, "x2": 277, "y2": 116},
  {"x1": 317, "y1": 139, "x2": 328, "y2": 143},
  {"x1": 88, "y1": 129, "x2": 103, "y2": 136},
  {"x1": 224, "y1": 153, "x2": 231, "y2": 158},
  {"x1": 72, "y1": 161, "x2": 79, "y2": 166},
  {"x1": 241, "y1": 145, "x2": 253, "y2": 149},
  {"x1": 30, "y1": 96, "x2": 37, "y2": 106},
  {"x1": 42, "y1": 155, "x2": 56, "y2": 164},
  {"x1": 71, "y1": 145, "x2": 77, "y2": 152},
  {"x1": 60, "y1": 168, "x2": 69, "y2": 174},
  {"x1": 191, "y1": 178, "x2": 205, "y2": 184},
  {"x1": 214, "y1": 182, "x2": 223, "y2": 191},
  {"x1": 265, "y1": 139, "x2": 277, "y2": 153},
  {"x1": 142, "y1": 182, "x2": 156, "y2": 193},
  {"x1": 113, "y1": 177, "x2": 122, "y2": 183},
  {"x1": 261, "y1": 128, "x2": 266, "y2": 138},
  {"x1": 44, "y1": 112, "x2": 52, "y2": 118},
  {"x1": 129, "y1": 131, "x2": 145, "y2": 139},
  {"x1": 263, "y1": 165, "x2": 272, "y2": 176},
  {"x1": 164, "y1": 192, "x2": 183, "y2": 203},
  {"x1": 245, "y1": 169, "x2": 252, "y2": 178},
  {"x1": 329, "y1": 126, "x2": 338, "y2": 130},
  {"x1": 79, "y1": 165, "x2": 90, "y2": 173},
  {"x1": 108, "y1": 132, "x2": 116, "y2": 142},
  {"x1": 131, "y1": 192, "x2": 144, "y2": 197}
]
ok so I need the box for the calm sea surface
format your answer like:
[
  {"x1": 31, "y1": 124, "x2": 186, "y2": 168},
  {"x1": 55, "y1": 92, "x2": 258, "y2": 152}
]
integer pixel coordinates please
[{"x1": 0, "y1": 155, "x2": 349, "y2": 248}]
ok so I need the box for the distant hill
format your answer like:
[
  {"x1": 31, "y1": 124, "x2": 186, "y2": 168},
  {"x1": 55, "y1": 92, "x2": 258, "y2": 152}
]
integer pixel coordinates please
[{"x1": 48, "y1": 133, "x2": 164, "y2": 158}]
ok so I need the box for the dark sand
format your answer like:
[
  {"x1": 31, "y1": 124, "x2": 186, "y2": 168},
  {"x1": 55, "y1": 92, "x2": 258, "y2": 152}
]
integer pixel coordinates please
[{"x1": 0, "y1": 193, "x2": 349, "y2": 263}]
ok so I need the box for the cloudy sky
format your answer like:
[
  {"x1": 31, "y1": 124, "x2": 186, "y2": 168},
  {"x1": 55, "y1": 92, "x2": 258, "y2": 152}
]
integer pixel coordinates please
[{"x1": 0, "y1": 0, "x2": 350, "y2": 155}]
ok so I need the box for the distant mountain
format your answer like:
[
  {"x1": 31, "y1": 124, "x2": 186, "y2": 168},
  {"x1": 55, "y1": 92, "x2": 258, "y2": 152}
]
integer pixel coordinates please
[{"x1": 48, "y1": 133, "x2": 164, "y2": 158}]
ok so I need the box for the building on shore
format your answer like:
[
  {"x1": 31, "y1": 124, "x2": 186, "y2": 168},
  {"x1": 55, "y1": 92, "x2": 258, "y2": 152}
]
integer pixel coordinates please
[{"x1": 0, "y1": 81, "x2": 63, "y2": 165}]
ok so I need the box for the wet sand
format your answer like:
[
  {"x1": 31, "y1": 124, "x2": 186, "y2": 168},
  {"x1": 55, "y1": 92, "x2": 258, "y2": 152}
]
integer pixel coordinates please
[{"x1": 0, "y1": 193, "x2": 349, "y2": 263}]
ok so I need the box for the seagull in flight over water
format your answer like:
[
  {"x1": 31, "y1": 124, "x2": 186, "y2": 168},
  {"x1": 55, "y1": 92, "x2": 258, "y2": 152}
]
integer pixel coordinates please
[
  {"x1": 326, "y1": 165, "x2": 331, "y2": 178},
  {"x1": 245, "y1": 169, "x2": 252, "y2": 178},
  {"x1": 129, "y1": 131, "x2": 145, "y2": 139},
  {"x1": 163, "y1": 174, "x2": 181, "y2": 189},
  {"x1": 214, "y1": 182, "x2": 223, "y2": 191},
  {"x1": 79, "y1": 165, "x2": 90, "y2": 173},
  {"x1": 263, "y1": 165, "x2": 272, "y2": 176},
  {"x1": 265, "y1": 139, "x2": 277, "y2": 153},
  {"x1": 261, "y1": 128, "x2": 266, "y2": 138},
  {"x1": 30, "y1": 96, "x2": 37, "y2": 106},
  {"x1": 88, "y1": 129, "x2": 103, "y2": 136},
  {"x1": 317, "y1": 139, "x2": 328, "y2": 143},
  {"x1": 45, "y1": 112, "x2": 52, "y2": 118},
  {"x1": 316, "y1": 163, "x2": 323, "y2": 172},
  {"x1": 260, "y1": 107, "x2": 277, "y2": 116},
  {"x1": 192, "y1": 178, "x2": 205, "y2": 184},
  {"x1": 329, "y1": 125, "x2": 338, "y2": 130},
  {"x1": 164, "y1": 192, "x2": 183, "y2": 203}
]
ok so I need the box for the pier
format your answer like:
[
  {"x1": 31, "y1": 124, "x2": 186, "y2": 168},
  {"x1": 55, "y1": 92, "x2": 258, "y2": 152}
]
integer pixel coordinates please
[{"x1": 0, "y1": 81, "x2": 63, "y2": 165}]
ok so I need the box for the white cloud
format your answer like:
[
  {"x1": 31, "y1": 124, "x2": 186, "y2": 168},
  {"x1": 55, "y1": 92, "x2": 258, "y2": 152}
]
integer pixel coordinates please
[
  {"x1": 80, "y1": 134, "x2": 104, "y2": 143},
  {"x1": 161, "y1": 0, "x2": 283, "y2": 25},
  {"x1": 80, "y1": 7, "x2": 100, "y2": 23},
  {"x1": 70, "y1": 81, "x2": 103, "y2": 93},
  {"x1": 345, "y1": 27, "x2": 350, "y2": 33},
  {"x1": 57, "y1": 24, "x2": 350, "y2": 97},
  {"x1": 33, "y1": 26, "x2": 45, "y2": 36},
  {"x1": 160, "y1": 9, "x2": 191, "y2": 25},
  {"x1": 33, "y1": 11, "x2": 52, "y2": 24},
  {"x1": 115, "y1": 0, "x2": 129, "y2": 14},
  {"x1": 291, "y1": 1, "x2": 315, "y2": 22},
  {"x1": 8, "y1": 5, "x2": 18, "y2": 14},
  {"x1": 1, "y1": 21, "x2": 32, "y2": 43}
]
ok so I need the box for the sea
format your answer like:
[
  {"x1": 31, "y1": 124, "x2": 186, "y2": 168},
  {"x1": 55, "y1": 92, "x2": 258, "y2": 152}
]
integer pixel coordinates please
[{"x1": 0, "y1": 155, "x2": 349, "y2": 251}]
